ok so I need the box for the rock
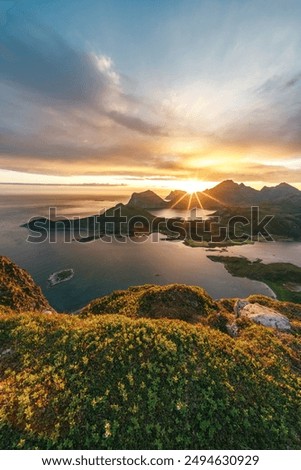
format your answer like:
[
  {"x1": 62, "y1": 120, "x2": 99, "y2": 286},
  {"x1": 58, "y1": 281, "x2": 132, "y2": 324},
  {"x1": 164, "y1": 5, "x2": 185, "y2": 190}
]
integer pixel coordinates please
[
  {"x1": 226, "y1": 322, "x2": 239, "y2": 337},
  {"x1": 0, "y1": 348, "x2": 13, "y2": 357},
  {"x1": 234, "y1": 299, "x2": 249, "y2": 316},
  {"x1": 234, "y1": 299, "x2": 291, "y2": 331}
]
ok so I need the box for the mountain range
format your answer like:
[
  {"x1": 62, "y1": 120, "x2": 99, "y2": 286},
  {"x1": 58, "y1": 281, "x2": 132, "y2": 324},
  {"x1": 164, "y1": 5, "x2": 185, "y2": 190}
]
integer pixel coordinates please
[
  {"x1": 127, "y1": 180, "x2": 301, "y2": 210},
  {"x1": 22, "y1": 180, "x2": 301, "y2": 241}
]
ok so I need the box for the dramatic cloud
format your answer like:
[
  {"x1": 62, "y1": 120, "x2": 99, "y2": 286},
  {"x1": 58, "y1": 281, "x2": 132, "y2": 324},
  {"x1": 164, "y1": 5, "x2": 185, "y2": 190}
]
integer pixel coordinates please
[
  {"x1": 0, "y1": 10, "x2": 165, "y2": 150},
  {"x1": 1, "y1": 1, "x2": 301, "y2": 187}
]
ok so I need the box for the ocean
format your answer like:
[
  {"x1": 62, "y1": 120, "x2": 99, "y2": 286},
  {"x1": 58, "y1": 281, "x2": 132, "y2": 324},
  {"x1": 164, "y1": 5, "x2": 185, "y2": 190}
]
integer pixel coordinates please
[{"x1": 2, "y1": 187, "x2": 300, "y2": 312}]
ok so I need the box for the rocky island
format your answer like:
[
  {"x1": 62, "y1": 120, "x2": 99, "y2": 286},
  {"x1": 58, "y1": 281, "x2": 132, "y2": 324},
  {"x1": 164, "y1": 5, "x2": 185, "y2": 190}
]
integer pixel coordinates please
[{"x1": 47, "y1": 268, "x2": 74, "y2": 287}]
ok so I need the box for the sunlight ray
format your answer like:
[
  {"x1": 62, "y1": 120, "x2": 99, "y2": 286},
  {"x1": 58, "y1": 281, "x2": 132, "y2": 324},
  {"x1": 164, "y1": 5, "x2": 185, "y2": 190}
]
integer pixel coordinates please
[
  {"x1": 170, "y1": 191, "x2": 189, "y2": 209},
  {"x1": 194, "y1": 191, "x2": 204, "y2": 210},
  {"x1": 199, "y1": 191, "x2": 226, "y2": 206}
]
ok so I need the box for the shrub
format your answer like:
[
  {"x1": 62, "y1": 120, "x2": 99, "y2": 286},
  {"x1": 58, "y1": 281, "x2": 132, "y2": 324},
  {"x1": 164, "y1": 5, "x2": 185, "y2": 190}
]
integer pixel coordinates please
[
  {"x1": 0, "y1": 312, "x2": 300, "y2": 450},
  {"x1": 81, "y1": 284, "x2": 217, "y2": 323}
]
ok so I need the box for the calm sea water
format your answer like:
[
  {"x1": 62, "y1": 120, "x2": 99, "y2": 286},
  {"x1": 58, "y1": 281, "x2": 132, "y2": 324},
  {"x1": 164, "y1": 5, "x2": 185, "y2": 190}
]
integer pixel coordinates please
[{"x1": 1, "y1": 191, "x2": 300, "y2": 312}]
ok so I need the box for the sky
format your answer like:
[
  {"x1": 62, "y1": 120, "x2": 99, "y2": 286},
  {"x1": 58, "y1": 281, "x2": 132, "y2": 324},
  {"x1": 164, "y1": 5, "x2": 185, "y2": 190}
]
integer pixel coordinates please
[{"x1": 0, "y1": 0, "x2": 301, "y2": 192}]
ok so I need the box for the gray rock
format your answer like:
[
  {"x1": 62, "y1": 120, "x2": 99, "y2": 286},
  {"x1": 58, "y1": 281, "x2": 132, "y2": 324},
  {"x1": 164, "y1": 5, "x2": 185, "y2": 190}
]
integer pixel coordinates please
[
  {"x1": 234, "y1": 300, "x2": 291, "y2": 331},
  {"x1": 0, "y1": 348, "x2": 13, "y2": 357},
  {"x1": 226, "y1": 322, "x2": 239, "y2": 337},
  {"x1": 234, "y1": 299, "x2": 249, "y2": 316}
]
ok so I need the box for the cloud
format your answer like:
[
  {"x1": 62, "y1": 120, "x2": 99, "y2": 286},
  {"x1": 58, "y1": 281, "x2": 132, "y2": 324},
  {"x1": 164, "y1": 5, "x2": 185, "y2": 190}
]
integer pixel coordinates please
[
  {"x1": 284, "y1": 72, "x2": 301, "y2": 89},
  {"x1": 212, "y1": 68, "x2": 301, "y2": 156},
  {"x1": 0, "y1": 9, "x2": 165, "y2": 148},
  {"x1": 1, "y1": 2, "x2": 301, "y2": 185},
  {"x1": 0, "y1": 15, "x2": 108, "y2": 106},
  {"x1": 106, "y1": 110, "x2": 165, "y2": 136}
]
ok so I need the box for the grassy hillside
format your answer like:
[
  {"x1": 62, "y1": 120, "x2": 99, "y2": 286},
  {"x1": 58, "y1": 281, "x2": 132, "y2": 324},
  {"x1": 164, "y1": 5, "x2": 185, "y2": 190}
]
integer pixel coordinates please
[
  {"x1": 1, "y1": 257, "x2": 301, "y2": 450},
  {"x1": 0, "y1": 311, "x2": 300, "y2": 450},
  {"x1": 81, "y1": 284, "x2": 217, "y2": 322},
  {"x1": 0, "y1": 256, "x2": 52, "y2": 313}
]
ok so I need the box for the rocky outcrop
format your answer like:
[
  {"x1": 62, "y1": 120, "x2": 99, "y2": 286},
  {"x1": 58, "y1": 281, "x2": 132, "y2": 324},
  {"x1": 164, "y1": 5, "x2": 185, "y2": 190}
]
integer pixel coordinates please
[
  {"x1": 234, "y1": 299, "x2": 291, "y2": 331},
  {"x1": 0, "y1": 256, "x2": 53, "y2": 313}
]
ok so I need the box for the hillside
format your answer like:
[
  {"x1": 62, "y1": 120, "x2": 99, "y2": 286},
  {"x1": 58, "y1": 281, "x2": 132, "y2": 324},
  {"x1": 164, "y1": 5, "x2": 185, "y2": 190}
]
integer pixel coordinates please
[
  {"x1": 23, "y1": 203, "x2": 157, "y2": 237},
  {"x1": 0, "y1": 256, "x2": 52, "y2": 313},
  {"x1": 204, "y1": 180, "x2": 301, "y2": 207},
  {"x1": 214, "y1": 204, "x2": 301, "y2": 241},
  {"x1": 204, "y1": 180, "x2": 259, "y2": 205},
  {"x1": 80, "y1": 284, "x2": 218, "y2": 321},
  {"x1": 0, "y1": 257, "x2": 301, "y2": 449}
]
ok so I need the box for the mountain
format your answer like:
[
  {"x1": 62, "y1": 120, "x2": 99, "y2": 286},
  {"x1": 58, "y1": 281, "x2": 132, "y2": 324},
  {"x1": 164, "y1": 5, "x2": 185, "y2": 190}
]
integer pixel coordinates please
[
  {"x1": 166, "y1": 190, "x2": 225, "y2": 210},
  {"x1": 204, "y1": 180, "x2": 259, "y2": 205},
  {"x1": 127, "y1": 190, "x2": 167, "y2": 209},
  {"x1": 0, "y1": 256, "x2": 52, "y2": 313},
  {"x1": 165, "y1": 189, "x2": 186, "y2": 201},
  {"x1": 204, "y1": 180, "x2": 301, "y2": 207},
  {"x1": 23, "y1": 203, "x2": 157, "y2": 236},
  {"x1": 260, "y1": 182, "x2": 301, "y2": 203},
  {"x1": 165, "y1": 180, "x2": 301, "y2": 209},
  {"x1": 104, "y1": 202, "x2": 156, "y2": 220}
]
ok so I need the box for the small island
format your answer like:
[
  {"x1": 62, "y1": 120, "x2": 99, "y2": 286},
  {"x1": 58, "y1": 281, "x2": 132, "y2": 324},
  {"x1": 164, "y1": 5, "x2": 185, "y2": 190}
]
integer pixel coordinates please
[
  {"x1": 48, "y1": 269, "x2": 74, "y2": 287},
  {"x1": 207, "y1": 255, "x2": 301, "y2": 303}
]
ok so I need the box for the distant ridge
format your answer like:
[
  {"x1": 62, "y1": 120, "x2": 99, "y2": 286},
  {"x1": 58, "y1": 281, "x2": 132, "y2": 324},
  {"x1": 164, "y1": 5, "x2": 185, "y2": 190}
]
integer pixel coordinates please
[
  {"x1": 21, "y1": 181, "x2": 301, "y2": 241},
  {"x1": 165, "y1": 180, "x2": 301, "y2": 208}
]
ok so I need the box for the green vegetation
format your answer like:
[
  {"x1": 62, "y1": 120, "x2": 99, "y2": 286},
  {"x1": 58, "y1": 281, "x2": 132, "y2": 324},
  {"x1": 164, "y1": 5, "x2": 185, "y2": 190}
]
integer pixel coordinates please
[
  {"x1": 81, "y1": 284, "x2": 217, "y2": 322},
  {"x1": 208, "y1": 256, "x2": 301, "y2": 303},
  {"x1": 1, "y1": 256, "x2": 301, "y2": 450},
  {"x1": 1, "y1": 312, "x2": 300, "y2": 450},
  {"x1": 184, "y1": 238, "x2": 253, "y2": 248}
]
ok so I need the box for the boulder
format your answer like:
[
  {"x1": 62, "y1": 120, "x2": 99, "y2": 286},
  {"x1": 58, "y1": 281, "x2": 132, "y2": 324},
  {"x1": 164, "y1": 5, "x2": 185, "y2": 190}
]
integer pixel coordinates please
[
  {"x1": 234, "y1": 299, "x2": 291, "y2": 331},
  {"x1": 226, "y1": 322, "x2": 239, "y2": 337}
]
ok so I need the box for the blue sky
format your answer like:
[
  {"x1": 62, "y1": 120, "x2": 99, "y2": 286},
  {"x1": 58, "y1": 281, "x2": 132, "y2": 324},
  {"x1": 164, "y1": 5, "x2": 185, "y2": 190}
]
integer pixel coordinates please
[{"x1": 1, "y1": 0, "x2": 301, "y2": 190}]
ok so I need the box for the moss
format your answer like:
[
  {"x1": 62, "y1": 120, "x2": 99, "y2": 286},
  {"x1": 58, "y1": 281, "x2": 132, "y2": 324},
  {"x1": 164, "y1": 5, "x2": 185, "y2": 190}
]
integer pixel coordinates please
[
  {"x1": 0, "y1": 312, "x2": 300, "y2": 450},
  {"x1": 206, "y1": 311, "x2": 234, "y2": 334},
  {"x1": 81, "y1": 284, "x2": 218, "y2": 323},
  {"x1": 1, "y1": 257, "x2": 301, "y2": 449}
]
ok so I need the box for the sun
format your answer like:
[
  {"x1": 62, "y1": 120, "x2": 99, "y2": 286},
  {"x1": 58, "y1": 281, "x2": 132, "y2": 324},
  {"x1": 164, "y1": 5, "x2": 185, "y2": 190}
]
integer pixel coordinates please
[{"x1": 177, "y1": 180, "x2": 208, "y2": 194}]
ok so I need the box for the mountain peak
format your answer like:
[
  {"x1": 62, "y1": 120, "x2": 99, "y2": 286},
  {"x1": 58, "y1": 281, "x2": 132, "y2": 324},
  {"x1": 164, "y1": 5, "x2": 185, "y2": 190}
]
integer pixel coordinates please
[
  {"x1": 276, "y1": 182, "x2": 299, "y2": 191},
  {"x1": 260, "y1": 182, "x2": 300, "y2": 200},
  {"x1": 216, "y1": 179, "x2": 237, "y2": 188},
  {"x1": 127, "y1": 189, "x2": 167, "y2": 209}
]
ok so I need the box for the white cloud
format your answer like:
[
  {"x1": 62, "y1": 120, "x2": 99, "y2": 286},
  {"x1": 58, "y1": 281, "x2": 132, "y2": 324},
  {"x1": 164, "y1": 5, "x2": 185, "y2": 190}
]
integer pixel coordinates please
[{"x1": 92, "y1": 53, "x2": 120, "y2": 86}]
